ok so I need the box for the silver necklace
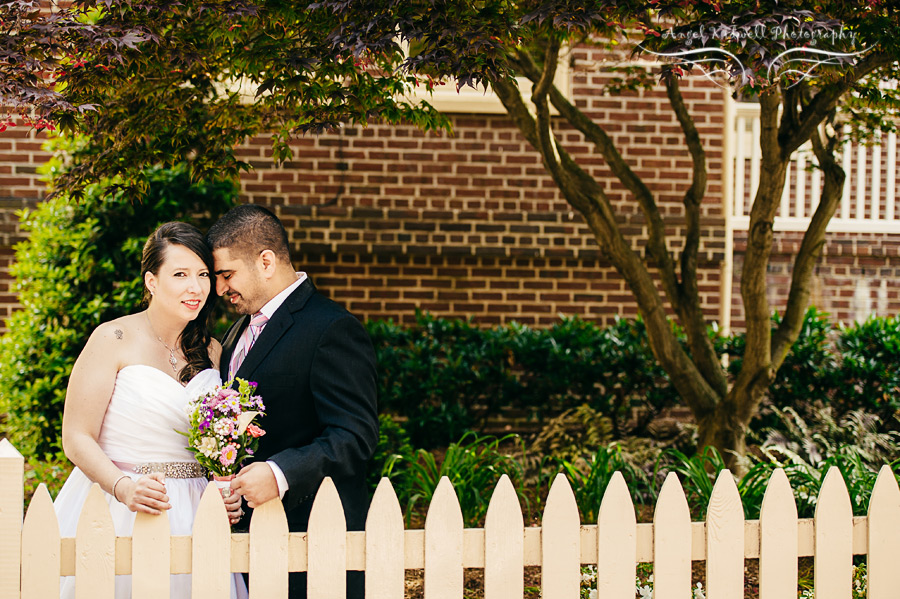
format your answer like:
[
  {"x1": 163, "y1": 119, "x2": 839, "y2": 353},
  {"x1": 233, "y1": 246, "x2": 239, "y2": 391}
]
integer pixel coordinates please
[{"x1": 146, "y1": 313, "x2": 180, "y2": 372}]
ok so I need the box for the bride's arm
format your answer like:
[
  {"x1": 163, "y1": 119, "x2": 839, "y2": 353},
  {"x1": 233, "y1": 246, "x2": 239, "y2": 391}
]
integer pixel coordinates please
[{"x1": 62, "y1": 322, "x2": 171, "y2": 515}]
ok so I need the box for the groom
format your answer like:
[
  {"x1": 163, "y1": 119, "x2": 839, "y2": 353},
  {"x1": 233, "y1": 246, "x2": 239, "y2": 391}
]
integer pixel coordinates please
[{"x1": 207, "y1": 204, "x2": 378, "y2": 599}]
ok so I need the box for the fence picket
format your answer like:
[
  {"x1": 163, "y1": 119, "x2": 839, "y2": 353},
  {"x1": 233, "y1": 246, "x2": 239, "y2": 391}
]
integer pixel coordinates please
[
  {"x1": 867, "y1": 465, "x2": 900, "y2": 598},
  {"x1": 249, "y1": 497, "x2": 289, "y2": 599},
  {"x1": 132, "y1": 510, "x2": 171, "y2": 599},
  {"x1": 424, "y1": 477, "x2": 464, "y2": 599},
  {"x1": 21, "y1": 484, "x2": 59, "y2": 598},
  {"x1": 191, "y1": 483, "x2": 232, "y2": 599},
  {"x1": 484, "y1": 474, "x2": 524, "y2": 599},
  {"x1": 706, "y1": 470, "x2": 743, "y2": 599},
  {"x1": 596, "y1": 471, "x2": 635, "y2": 599},
  {"x1": 308, "y1": 477, "x2": 346, "y2": 599},
  {"x1": 542, "y1": 473, "x2": 580, "y2": 599},
  {"x1": 0, "y1": 439, "x2": 23, "y2": 599},
  {"x1": 759, "y1": 468, "x2": 797, "y2": 599},
  {"x1": 75, "y1": 483, "x2": 116, "y2": 599},
  {"x1": 653, "y1": 473, "x2": 691, "y2": 599},
  {"x1": 366, "y1": 478, "x2": 404, "y2": 599},
  {"x1": 814, "y1": 467, "x2": 852, "y2": 599}
]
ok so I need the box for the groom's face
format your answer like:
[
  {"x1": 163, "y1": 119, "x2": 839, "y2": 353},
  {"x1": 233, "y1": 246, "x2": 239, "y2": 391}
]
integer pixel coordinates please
[{"x1": 213, "y1": 247, "x2": 267, "y2": 315}]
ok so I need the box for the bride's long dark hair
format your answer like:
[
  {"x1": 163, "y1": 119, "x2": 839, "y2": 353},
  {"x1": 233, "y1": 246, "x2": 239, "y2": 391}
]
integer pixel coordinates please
[{"x1": 141, "y1": 222, "x2": 216, "y2": 383}]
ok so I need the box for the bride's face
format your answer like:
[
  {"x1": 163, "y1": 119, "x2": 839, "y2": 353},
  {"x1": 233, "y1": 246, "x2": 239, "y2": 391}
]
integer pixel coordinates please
[{"x1": 144, "y1": 243, "x2": 212, "y2": 319}]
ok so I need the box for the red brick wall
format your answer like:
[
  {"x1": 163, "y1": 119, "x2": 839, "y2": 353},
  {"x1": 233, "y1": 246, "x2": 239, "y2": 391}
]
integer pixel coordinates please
[{"x1": 2, "y1": 52, "x2": 898, "y2": 331}]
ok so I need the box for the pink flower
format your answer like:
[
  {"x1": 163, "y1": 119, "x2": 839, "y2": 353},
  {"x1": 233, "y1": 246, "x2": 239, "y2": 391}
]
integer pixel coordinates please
[
  {"x1": 219, "y1": 444, "x2": 237, "y2": 467},
  {"x1": 216, "y1": 388, "x2": 239, "y2": 402},
  {"x1": 246, "y1": 423, "x2": 265, "y2": 438}
]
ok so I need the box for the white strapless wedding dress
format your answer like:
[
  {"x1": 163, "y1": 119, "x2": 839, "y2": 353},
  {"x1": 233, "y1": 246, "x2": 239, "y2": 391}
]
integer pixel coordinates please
[{"x1": 54, "y1": 365, "x2": 248, "y2": 598}]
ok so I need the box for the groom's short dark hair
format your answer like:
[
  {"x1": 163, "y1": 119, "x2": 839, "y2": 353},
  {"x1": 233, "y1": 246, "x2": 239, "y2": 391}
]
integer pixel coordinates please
[{"x1": 207, "y1": 204, "x2": 292, "y2": 263}]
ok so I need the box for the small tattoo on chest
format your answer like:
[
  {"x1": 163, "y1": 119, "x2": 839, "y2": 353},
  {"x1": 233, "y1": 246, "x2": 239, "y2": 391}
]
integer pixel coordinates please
[{"x1": 115, "y1": 329, "x2": 123, "y2": 340}]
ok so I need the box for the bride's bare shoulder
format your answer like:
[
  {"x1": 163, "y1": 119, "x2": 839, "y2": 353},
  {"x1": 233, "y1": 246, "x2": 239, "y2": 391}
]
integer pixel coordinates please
[{"x1": 88, "y1": 313, "x2": 144, "y2": 347}]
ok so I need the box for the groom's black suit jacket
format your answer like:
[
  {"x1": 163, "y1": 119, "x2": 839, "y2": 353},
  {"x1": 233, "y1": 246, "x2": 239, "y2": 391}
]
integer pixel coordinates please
[{"x1": 220, "y1": 278, "x2": 378, "y2": 547}]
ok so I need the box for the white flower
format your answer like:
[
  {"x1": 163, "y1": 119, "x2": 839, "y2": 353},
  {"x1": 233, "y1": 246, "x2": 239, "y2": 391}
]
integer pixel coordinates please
[
  {"x1": 198, "y1": 436, "x2": 218, "y2": 457},
  {"x1": 692, "y1": 582, "x2": 705, "y2": 599},
  {"x1": 637, "y1": 584, "x2": 653, "y2": 599},
  {"x1": 588, "y1": 590, "x2": 597, "y2": 599}
]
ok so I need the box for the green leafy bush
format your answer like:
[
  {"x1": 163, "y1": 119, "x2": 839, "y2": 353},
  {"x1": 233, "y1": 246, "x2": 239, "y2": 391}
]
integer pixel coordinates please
[
  {"x1": 367, "y1": 313, "x2": 679, "y2": 448},
  {"x1": 0, "y1": 136, "x2": 237, "y2": 456},
  {"x1": 835, "y1": 315, "x2": 900, "y2": 420}
]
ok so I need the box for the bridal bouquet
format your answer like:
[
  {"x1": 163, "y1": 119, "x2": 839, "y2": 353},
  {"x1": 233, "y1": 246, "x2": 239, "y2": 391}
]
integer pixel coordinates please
[{"x1": 182, "y1": 377, "x2": 266, "y2": 478}]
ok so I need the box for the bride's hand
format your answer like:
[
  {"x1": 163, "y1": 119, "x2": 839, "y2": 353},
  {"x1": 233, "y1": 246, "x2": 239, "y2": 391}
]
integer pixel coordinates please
[
  {"x1": 117, "y1": 472, "x2": 171, "y2": 514},
  {"x1": 223, "y1": 488, "x2": 243, "y2": 524}
]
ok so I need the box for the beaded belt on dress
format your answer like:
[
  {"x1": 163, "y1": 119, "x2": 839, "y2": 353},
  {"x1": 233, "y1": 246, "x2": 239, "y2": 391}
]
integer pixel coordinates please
[{"x1": 112, "y1": 460, "x2": 206, "y2": 478}]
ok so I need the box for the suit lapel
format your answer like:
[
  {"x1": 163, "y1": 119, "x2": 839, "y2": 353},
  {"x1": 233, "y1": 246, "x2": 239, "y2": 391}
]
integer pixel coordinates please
[{"x1": 234, "y1": 279, "x2": 316, "y2": 379}]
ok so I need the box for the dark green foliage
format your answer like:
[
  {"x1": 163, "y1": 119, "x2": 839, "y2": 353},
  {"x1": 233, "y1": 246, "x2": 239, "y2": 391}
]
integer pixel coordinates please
[
  {"x1": 400, "y1": 433, "x2": 527, "y2": 527},
  {"x1": 0, "y1": 137, "x2": 238, "y2": 456},
  {"x1": 367, "y1": 413, "x2": 416, "y2": 499},
  {"x1": 367, "y1": 313, "x2": 680, "y2": 448},
  {"x1": 653, "y1": 447, "x2": 728, "y2": 520},
  {"x1": 367, "y1": 314, "x2": 513, "y2": 448},
  {"x1": 547, "y1": 443, "x2": 649, "y2": 523},
  {"x1": 726, "y1": 308, "x2": 900, "y2": 436},
  {"x1": 835, "y1": 315, "x2": 900, "y2": 419}
]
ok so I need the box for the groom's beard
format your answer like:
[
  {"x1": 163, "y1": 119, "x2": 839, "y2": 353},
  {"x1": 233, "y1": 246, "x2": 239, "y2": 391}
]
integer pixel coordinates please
[{"x1": 223, "y1": 292, "x2": 254, "y2": 315}]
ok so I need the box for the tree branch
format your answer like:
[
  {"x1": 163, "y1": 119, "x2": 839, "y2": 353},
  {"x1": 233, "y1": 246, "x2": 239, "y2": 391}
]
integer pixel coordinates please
[
  {"x1": 495, "y1": 49, "x2": 722, "y2": 415},
  {"x1": 733, "y1": 88, "x2": 784, "y2": 404},
  {"x1": 770, "y1": 121, "x2": 845, "y2": 376},
  {"x1": 519, "y1": 54, "x2": 681, "y2": 313},
  {"x1": 664, "y1": 74, "x2": 727, "y2": 397}
]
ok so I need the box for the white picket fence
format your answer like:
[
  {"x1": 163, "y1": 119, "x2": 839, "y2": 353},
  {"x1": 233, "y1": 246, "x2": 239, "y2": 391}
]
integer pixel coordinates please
[
  {"x1": 727, "y1": 100, "x2": 899, "y2": 233},
  {"x1": 3, "y1": 437, "x2": 900, "y2": 598}
]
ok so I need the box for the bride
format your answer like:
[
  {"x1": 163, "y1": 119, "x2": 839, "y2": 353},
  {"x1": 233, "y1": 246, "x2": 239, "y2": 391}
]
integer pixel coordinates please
[{"x1": 54, "y1": 221, "x2": 248, "y2": 598}]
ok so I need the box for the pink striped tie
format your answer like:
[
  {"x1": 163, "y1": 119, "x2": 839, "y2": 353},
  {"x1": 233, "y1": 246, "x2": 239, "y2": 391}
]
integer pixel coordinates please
[{"x1": 228, "y1": 312, "x2": 268, "y2": 379}]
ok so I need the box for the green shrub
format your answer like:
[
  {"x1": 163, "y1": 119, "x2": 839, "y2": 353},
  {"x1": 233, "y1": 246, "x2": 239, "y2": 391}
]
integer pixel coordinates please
[
  {"x1": 367, "y1": 313, "x2": 680, "y2": 447},
  {"x1": 0, "y1": 136, "x2": 237, "y2": 456},
  {"x1": 24, "y1": 450, "x2": 74, "y2": 505},
  {"x1": 835, "y1": 315, "x2": 900, "y2": 420}
]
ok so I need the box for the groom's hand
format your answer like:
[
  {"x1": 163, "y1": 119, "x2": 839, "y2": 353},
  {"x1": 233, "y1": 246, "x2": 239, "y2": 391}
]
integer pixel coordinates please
[{"x1": 231, "y1": 462, "x2": 279, "y2": 508}]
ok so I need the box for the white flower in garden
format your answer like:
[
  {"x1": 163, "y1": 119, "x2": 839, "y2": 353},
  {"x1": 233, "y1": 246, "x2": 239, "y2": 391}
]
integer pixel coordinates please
[
  {"x1": 637, "y1": 583, "x2": 653, "y2": 599},
  {"x1": 588, "y1": 590, "x2": 597, "y2": 599},
  {"x1": 692, "y1": 582, "x2": 705, "y2": 599}
]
